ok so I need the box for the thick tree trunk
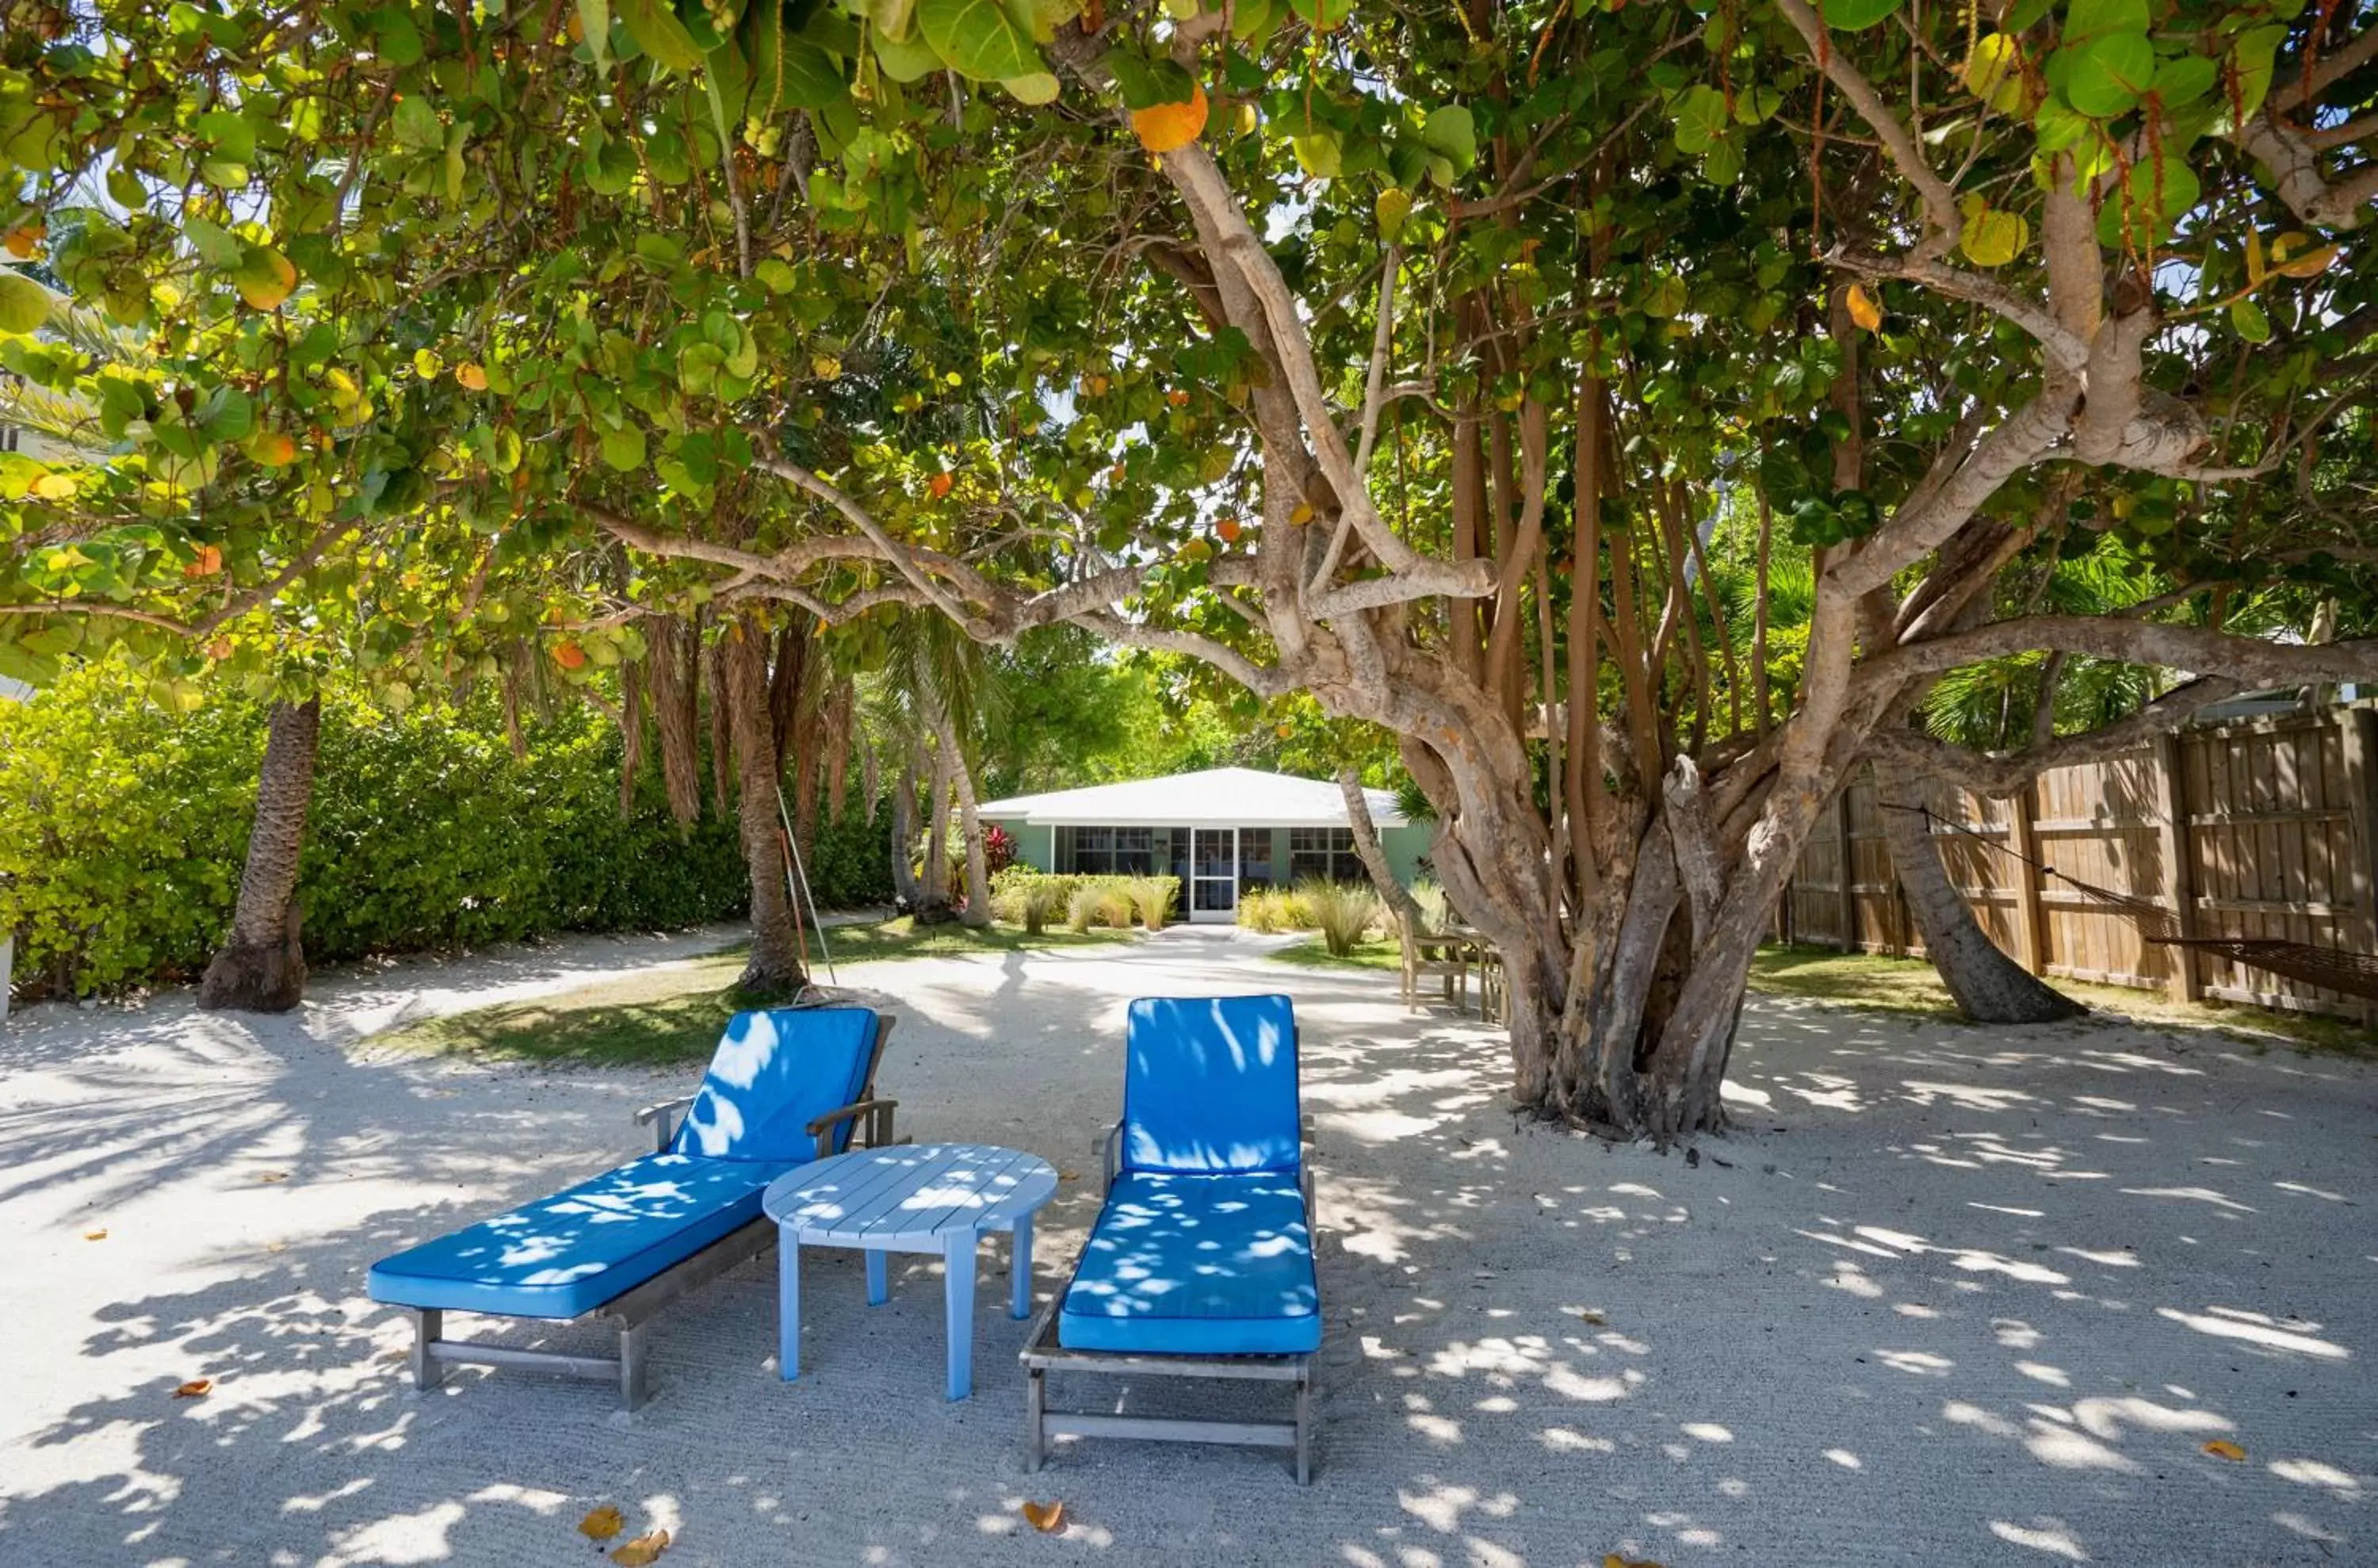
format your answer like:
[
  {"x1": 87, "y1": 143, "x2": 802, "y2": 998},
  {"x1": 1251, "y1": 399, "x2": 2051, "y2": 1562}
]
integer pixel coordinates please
[
  {"x1": 1871, "y1": 756, "x2": 2085, "y2": 1022},
  {"x1": 644, "y1": 614, "x2": 704, "y2": 830},
  {"x1": 198, "y1": 697, "x2": 322, "y2": 1012},
  {"x1": 920, "y1": 740, "x2": 953, "y2": 908},
  {"x1": 938, "y1": 711, "x2": 992, "y2": 929},
  {"x1": 723, "y1": 613, "x2": 807, "y2": 996}
]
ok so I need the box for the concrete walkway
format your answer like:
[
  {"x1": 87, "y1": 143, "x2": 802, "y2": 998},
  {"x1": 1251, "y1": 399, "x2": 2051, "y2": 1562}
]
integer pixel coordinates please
[{"x1": 1, "y1": 924, "x2": 2370, "y2": 1566}]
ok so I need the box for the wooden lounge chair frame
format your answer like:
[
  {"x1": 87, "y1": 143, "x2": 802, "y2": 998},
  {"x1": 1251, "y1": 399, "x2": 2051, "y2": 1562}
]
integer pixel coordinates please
[
  {"x1": 1019, "y1": 1111, "x2": 1317, "y2": 1483},
  {"x1": 407, "y1": 1015, "x2": 898, "y2": 1411}
]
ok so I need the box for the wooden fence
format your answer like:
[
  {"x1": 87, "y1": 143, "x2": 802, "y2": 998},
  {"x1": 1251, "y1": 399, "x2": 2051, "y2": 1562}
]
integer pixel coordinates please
[{"x1": 1779, "y1": 702, "x2": 2378, "y2": 1022}]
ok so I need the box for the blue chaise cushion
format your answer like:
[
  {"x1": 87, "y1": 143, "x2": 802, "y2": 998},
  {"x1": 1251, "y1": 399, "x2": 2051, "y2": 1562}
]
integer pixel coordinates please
[
  {"x1": 1122, "y1": 995, "x2": 1301, "y2": 1176},
  {"x1": 368, "y1": 1153, "x2": 789, "y2": 1319},
  {"x1": 1058, "y1": 1171, "x2": 1321, "y2": 1355},
  {"x1": 674, "y1": 1005, "x2": 878, "y2": 1161}
]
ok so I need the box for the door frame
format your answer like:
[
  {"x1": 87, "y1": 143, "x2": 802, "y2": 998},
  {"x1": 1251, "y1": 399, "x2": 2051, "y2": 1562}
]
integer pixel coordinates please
[{"x1": 1188, "y1": 826, "x2": 1238, "y2": 923}]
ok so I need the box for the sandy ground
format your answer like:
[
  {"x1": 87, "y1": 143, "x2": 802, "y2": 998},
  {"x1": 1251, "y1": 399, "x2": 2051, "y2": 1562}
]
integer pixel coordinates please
[{"x1": 1, "y1": 924, "x2": 2372, "y2": 1568}]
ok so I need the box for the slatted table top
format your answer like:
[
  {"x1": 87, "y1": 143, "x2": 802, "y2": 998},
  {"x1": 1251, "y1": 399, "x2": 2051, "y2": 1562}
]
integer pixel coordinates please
[{"x1": 763, "y1": 1142, "x2": 1058, "y2": 1246}]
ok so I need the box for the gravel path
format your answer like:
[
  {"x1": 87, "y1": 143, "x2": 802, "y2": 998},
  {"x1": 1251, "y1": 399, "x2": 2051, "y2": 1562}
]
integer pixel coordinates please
[{"x1": 1, "y1": 924, "x2": 2371, "y2": 1566}]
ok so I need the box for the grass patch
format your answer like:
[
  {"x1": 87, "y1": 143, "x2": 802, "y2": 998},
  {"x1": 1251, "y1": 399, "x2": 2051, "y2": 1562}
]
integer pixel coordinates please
[
  {"x1": 374, "y1": 917, "x2": 1134, "y2": 1068},
  {"x1": 1750, "y1": 943, "x2": 2377, "y2": 1057},
  {"x1": 1269, "y1": 935, "x2": 1405, "y2": 973}
]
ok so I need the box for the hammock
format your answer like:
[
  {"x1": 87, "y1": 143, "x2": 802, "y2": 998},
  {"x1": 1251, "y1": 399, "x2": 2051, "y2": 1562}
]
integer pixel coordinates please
[{"x1": 1882, "y1": 801, "x2": 2378, "y2": 1004}]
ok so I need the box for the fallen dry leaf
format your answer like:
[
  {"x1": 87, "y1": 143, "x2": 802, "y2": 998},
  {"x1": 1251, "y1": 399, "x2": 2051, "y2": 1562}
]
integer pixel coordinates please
[
  {"x1": 1020, "y1": 1500, "x2": 1067, "y2": 1533},
  {"x1": 173, "y1": 1379, "x2": 212, "y2": 1399},
  {"x1": 2204, "y1": 1439, "x2": 2247, "y2": 1462},
  {"x1": 578, "y1": 1505, "x2": 623, "y2": 1541},
  {"x1": 1057, "y1": 1170, "x2": 1081, "y2": 1182},
  {"x1": 265, "y1": 1241, "x2": 287, "y2": 1254},
  {"x1": 1564, "y1": 1306, "x2": 1608, "y2": 1325},
  {"x1": 84, "y1": 1228, "x2": 107, "y2": 1241},
  {"x1": 258, "y1": 1172, "x2": 288, "y2": 1184},
  {"x1": 610, "y1": 1528, "x2": 670, "y2": 1566},
  {"x1": 1604, "y1": 1556, "x2": 1665, "y2": 1568}
]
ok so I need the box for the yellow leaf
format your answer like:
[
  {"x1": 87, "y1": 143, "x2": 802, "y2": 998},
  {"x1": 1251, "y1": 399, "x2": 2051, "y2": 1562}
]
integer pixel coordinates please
[
  {"x1": 2246, "y1": 228, "x2": 2265, "y2": 286},
  {"x1": 1959, "y1": 206, "x2": 2028, "y2": 268},
  {"x1": 84, "y1": 1228, "x2": 108, "y2": 1241},
  {"x1": 2204, "y1": 1439, "x2": 2247, "y2": 1461},
  {"x1": 32, "y1": 472, "x2": 75, "y2": 499},
  {"x1": 1020, "y1": 1500, "x2": 1067, "y2": 1533},
  {"x1": 610, "y1": 1528, "x2": 670, "y2": 1565},
  {"x1": 1845, "y1": 282, "x2": 1883, "y2": 332},
  {"x1": 1289, "y1": 502, "x2": 1314, "y2": 526},
  {"x1": 579, "y1": 1505, "x2": 624, "y2": 1540},
  {"x1": 174, "y1": 1379, "x2": 212, "y2": 1398},
  {"x1": 2273, "y1": 243, "x2": 2338, "y2": 279}
]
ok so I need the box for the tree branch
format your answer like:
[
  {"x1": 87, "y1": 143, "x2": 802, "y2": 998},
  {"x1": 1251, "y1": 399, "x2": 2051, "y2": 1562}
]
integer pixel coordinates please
[{"x1": 1864, "y1": 677, "x2": 2245, "y2": 797}]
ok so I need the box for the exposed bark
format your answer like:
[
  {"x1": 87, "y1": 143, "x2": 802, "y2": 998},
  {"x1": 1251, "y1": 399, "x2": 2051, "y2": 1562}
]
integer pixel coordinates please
[
  {"x1": 936, "y1": 703, "x2": 992, "y2": 929},
  {"x1": 198, "y1": 697, "x2": 322, "y2": 1013},
  {"x1": 1871, "y1": 754, "x2": 2085, "y2": 1023},
  {"x1": 644, "y1": 614, "x2": 704, "y2": 830},
  {"x1": 706, "y1": 629, "x2": 733, "y2": 816},
  {"x1": 1340, "y1": 769, "x2": 1429, "y2": 939},
  {"x1": 889, "y1": 742, "x2": 924, "y2": 910},
  {"x1": 722, "y1": 611, "x2": 806, "y2": 996}
]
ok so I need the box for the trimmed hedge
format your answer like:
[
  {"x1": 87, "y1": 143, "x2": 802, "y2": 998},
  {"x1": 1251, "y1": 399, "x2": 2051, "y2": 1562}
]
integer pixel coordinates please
[{"x1": 0, "y1": 658, "x2": 892, "y2": 999}]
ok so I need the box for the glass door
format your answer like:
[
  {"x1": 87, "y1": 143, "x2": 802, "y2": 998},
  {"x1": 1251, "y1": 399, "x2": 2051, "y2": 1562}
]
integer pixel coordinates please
[{"x1": 1190, "y1": 828, "x2": 1238, "y2": 922}]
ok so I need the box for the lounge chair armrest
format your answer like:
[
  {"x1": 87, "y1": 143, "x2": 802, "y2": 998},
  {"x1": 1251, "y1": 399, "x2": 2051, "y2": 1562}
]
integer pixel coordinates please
[
  {"x1": 807, "y1": 1097, "x2": 898, "y2": 1159},
  {"x1": 1099, "y1": 1119, "x2": 1124, "y2": 1196},
  {"x1": 635, "y1": 1095, "x2": 698, "y2": 1153}
]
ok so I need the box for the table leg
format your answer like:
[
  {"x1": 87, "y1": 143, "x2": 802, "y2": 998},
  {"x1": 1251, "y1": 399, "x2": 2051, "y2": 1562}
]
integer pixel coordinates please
[
  {"x1": 778, "y1": 1235, "x2": 800, "y2": 1382},
  {"x1": 866, "y1": 1249, "x2": 889, "y2": 1306},
  {"x1": 1009, "y1": 1212, "x2": 1034, "y2": 1321},
  {"x1": 942, "y1": 1230, "x2": 976, "y2": 1402}
]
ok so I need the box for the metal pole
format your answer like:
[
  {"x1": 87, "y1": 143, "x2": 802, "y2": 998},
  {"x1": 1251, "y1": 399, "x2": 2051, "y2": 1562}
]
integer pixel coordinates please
[{"x1": 776, "y1": 785, "x2": 836, "y2": 985}]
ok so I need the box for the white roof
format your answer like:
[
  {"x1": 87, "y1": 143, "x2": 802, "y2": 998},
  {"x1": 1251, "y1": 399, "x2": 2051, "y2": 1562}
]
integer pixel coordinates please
[{"x1": 979, "y1": 767, "x2": 1405, "y2": 830}]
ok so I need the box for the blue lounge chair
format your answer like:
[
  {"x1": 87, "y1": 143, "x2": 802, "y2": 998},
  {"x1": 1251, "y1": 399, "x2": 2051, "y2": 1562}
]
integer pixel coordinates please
[
  {"x1": 369, "y1": 1005, "x2": 897, "y2": 1409},
  {"x1": 1020, "y1": 994, "x2": 1321, "y2": 1482}
]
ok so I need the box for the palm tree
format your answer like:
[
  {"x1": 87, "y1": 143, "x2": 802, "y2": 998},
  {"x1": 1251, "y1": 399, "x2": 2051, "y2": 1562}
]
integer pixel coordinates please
[{"x1": 867, "y1": 613, "x2": 1004, "y2": 928}]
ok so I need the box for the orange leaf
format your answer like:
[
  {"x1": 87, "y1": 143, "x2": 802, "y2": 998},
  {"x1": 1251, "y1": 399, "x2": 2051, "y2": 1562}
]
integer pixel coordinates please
[
  {"x1": 84, "y1": 1228, "x2": 108, "y2": 1241},
  {"x1": 3, "y1": 221, "x2": 41, "y2": 258},
  {"x1": 928, "y1": 471, "x2": 954, "y2": 499},
  {"x1": 1845, "y1": 282, "x2": 1883, "y2": 332},
  {"x1": 247, "y1": 431, "x2": 297, "y2": 467},
  {"x1": 1216, "y1": 517, "x2": 1242, "y2": 543},
  {"x1": 552, "y1": 641, "x2": 589, "y2": 671},
  {"x1": 2204, "y1": 1439, "x2": 2247, "y2": 1461},
  {"x1": 182, "y1": 544, "x2": 224, "y2": 578},
  {"x1": 610, "y1": 1528, "x2": 670, "y2": 1566},
  {"x1": 1132, "y1": 83, "x2": 1209, "y2": 155},
  {"x1": 1019, "y1": 1501, "x2": 1067, "y2": 1533},
  {"x1": 174, "y1": 1379, "x2": 212, "y2": 1398},
  {"x1": 455, "y1": 361, "x2": 489, "y2": 391},
  {"x1": 579, "y1": 1505, "x2": 624, "y2": 1540}
]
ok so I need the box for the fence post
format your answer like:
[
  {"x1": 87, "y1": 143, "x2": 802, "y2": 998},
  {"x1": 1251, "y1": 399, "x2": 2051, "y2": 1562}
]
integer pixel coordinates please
[
  {"x1": 1835, "y1": 786, "x2": 1857, "y2": 954},
  {"x1": 2154, "y1": 732, "x2": 2202, "y2": 1004},
  {"x1": 2008, "y1": 785, "x2": 2047, "y2": 977},
  {"x1": 2341, "y1": 706, "x2": 2378, "y2": 1027}
]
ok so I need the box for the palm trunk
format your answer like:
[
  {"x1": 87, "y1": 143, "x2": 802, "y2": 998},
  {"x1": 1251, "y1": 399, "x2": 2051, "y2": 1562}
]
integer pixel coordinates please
[
  {"x1": 889, "y1": 748, "x2": 924, "y2": 909},
  {"x1": 723, "y1": 613, "x2": 806, "y2": 997},
  {"x1": 919, "y1": 738, "x2": 953, "y2": 912},
  {"x1": 1338, "y1": 770, "x2": 1428, "y2": 981},
  {"x1": 938, "y1": 711, "x2": 992, "y2": 929},
  {"x1": 198, "y1": 697, "x2": 322, "y2": 1012},
  {"x1": 1871, "y1": 755, "x2": 2084, "y2": 1022}
]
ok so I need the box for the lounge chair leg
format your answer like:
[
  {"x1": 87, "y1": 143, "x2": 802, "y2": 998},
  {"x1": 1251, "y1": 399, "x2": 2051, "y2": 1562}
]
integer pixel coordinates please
[
  {"x1": 1009, "y1": 1213, "x2": 1034, "y2": 1320},
  {"x1": 1294, "y1": 1369, "x2": 1313, "y2": 1486},
  {"x1": 411, "y1": 1310, "x2": 445, "y2": 1391},
  {"x1": 1025, "y1": 1367, "x2": 1046, "y2": 1473},
  {"x1": 619, "y1": 1322, "x2": 648, "y2": 1412}
]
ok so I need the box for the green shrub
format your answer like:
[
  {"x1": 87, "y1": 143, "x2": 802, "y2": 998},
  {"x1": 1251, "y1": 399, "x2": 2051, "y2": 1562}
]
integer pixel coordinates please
[
  {"x1": 0, "y1": 656, "x2": 894, "y2": 999},
  {"x1": 1299, "y1": 878, "x2": 1382, "y2": 957},
  {"x1": 1066, "y1": 885, "x2": 1102, "y2": 933},
  {"x1": 1125, "y1": 876, "x2": 1176, "y2": 931},
  {"x1": 1409, "y1": 876, "x2": 1449, "y2": 935},
  {"x1": 1237, "y1": 885, "x2": 1298, "y2": 933},
  {"x1": 1015, "y1": 878, "x2": 1068, "y2": 935}
]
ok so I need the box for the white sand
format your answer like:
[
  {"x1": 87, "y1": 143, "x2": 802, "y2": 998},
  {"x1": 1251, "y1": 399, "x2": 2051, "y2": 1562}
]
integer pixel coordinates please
[{"x1": 2, "y1": 924, "x2": 2372, "y2": 1566}]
